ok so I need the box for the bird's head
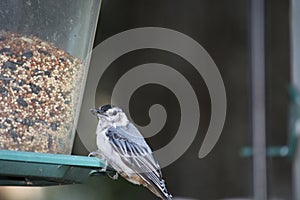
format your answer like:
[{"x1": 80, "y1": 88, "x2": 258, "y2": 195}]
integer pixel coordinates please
[{"x1": 90, "y1": 104, "x2": 129, "y2": 126}]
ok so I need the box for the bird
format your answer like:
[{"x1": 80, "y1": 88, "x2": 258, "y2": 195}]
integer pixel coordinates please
[{"x1": 89, "y1": 104, "x2": 173, "y2": 200}]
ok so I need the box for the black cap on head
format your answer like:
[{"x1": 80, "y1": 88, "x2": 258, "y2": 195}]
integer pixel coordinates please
[{"x1": 100, "y1": 104, "x2": 112, "y2": 112}]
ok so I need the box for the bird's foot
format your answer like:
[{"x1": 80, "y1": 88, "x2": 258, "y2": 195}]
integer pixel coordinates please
[
  {"x1": 89, "y1": 167, "x2": 108, "y2": 176},
  {"x1": 89, "y1": 169, "x2": 104, "y2": 176},
  {"x1": 89, "y1": 160, "x2": 108, "y2": 176},
  {"x1": 107, "y1": 171, "x2": 119, "y2": 180},
  {"x1": 88, "y1": 151, "x2": 101, "y2": 157},
  {"x1": 101, "y1": 160, "x2": 108, "y2": 172}
]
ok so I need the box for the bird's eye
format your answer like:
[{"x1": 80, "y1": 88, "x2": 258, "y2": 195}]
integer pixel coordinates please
[{"x1": 112, "y1": 111, "x2": 117, "y2": 116}]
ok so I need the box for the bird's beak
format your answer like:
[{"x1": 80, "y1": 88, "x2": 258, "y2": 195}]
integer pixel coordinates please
[
  {"x1": 90, "y1": 108, "x2": 101, "y2": 115},
  {"x1": 90, "y1": 108, "x2": 106, "y2": 116}
]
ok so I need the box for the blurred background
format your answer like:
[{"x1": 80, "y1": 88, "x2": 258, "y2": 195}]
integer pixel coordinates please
[{"x1": 0, "y1": 0, "x2": 295, "y2": 199}]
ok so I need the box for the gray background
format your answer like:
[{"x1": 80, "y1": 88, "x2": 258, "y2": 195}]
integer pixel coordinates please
[
  {"x1": 0, "y1": 0, "x2": 290, "y2": 199},
  {"x1": 71, "y1": 0, "x2": 291, "y2": 199}
]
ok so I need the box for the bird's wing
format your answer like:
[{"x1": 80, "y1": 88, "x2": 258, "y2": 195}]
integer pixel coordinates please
[
  {"x1": 105, "y1": 126, "x2": 161, "y2": 175},
  {"x1": 105, "y1": 126, "x2": 170, "y2": 198}
]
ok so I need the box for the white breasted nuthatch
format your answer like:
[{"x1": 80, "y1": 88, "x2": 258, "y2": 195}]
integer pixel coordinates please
[{"x1": 90, "y1": 104, "x2": 173, "y2": 200}]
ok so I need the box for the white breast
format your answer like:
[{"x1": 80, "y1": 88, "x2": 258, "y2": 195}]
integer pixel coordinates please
[{"x1": 96, "y1": 127, "x2": 135, "y2": 174}]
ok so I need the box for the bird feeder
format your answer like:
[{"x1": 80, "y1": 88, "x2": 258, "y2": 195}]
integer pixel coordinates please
[{"x1": 0, "y1": 0, "x2": 104, "y2": 186}]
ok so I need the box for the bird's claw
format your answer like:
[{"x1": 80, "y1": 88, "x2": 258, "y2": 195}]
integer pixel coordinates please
[
  {"x1": 89, "y1": 168, "x2": 118, "y2": 181},
  {"x1": 89, "y1": 158, "x2": 108, "y2": 176},
  {"x1": 107, "y1": 172, "x2": 119, "y2": 180},
  {"x1": 89, "y1": 169, "x2": 105, "y2": 176},
  {"x1": 89, "y1": 167, "x2": 107, "y2": 176},
  {"x1": 88, "y1": 151, "x2": 99, "y2": 157}
]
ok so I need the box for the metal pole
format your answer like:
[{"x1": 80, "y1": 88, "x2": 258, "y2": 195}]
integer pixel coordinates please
[
  {"x1": 250, "y1": 0, "x2": 268, "y2": 199},
  {"x1": 291, "y1": 0, "x2": 300, "y2": 199}
]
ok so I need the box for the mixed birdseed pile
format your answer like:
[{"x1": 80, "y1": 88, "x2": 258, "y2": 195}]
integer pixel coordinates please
[{"x1": 0, "y1": 31, "x2": 82, "y2": 153}]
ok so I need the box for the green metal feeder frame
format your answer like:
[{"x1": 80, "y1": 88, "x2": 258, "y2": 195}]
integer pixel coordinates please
[
  {"x1": 240, "y1": 85, "x2": 300, "y2": 159},
  {"x1": 0, "y1": 150, "x2": 110, "y2": 186}
]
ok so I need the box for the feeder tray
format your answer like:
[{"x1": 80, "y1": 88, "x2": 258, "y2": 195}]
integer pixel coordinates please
[{"x1": 0, "y1": 150, "x2": 108, "y2": 186}]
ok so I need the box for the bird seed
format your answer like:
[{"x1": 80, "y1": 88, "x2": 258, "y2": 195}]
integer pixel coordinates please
[{"x1": 0, "y1": 31, "x2": 82, "y2": 154}]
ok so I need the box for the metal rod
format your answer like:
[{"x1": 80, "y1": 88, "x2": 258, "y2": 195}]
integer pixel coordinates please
[
  {"x1": 250, "y1": 0, "x2": 268, "y2": 199},
  {"x1": 291, "y1": 0, "x2": 300, "y2": 199}
]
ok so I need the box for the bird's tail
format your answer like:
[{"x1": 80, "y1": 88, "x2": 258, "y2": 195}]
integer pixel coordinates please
[
  {"x1": 165, "y1": 194, "x2": 173, "y2": 200},
  {"x1": 160, "y1": 181, "x2": 172, "y2": 200},
  {"x1": 162, "y1": 186, "x2": 172, "y2": 200},
  {"x1": 152, "y1": 179, "x2": 173, "y2": 200}
]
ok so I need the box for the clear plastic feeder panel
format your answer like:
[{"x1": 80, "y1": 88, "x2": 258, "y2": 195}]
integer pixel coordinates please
[{"x1": 0, "y1": 0, "x2": 101, "y2": 154}]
